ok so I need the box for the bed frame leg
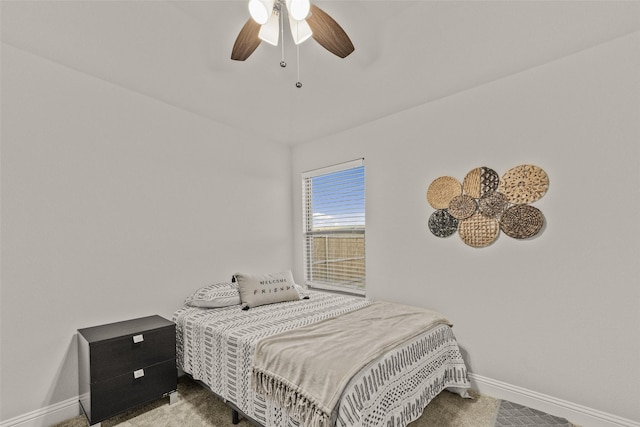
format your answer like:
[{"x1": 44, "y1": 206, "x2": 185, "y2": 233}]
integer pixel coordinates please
[{"x1": 232, "y1": 408, "x2": 240, "y2": 424}]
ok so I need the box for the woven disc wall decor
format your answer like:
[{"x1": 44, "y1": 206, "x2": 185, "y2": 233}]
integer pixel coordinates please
[
  {"x1": 458, "y1": 212, "x2": 500, "y2": 247},
  {"x1": 428, "y1": 209, "x2": 459, "y2": 237},
  {"x1": 478, "y1": 192, "x2": 509, "y2": 219},
  {"x1": 499, "y1": 165, "x2": 549, "y2": 204},
  {"x1": 500, "y1": 204, "x2": 545, "y2": 239},
  {"x1": 427, "y1": 176, "x2": 462, "y2": 209},
  {"x1": 462, "y1": 167, "x2": 500, "y2": 198},
  {"x1": 448, "y1": 194, "x2": 477, "y2": 220}
]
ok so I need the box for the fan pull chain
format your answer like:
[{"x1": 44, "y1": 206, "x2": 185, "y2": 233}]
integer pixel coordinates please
[
  {"x1": 296, "y1": 44, "x2": 302, "y2": 88},
  {"x1": 279, "y1": 9, "x2": 286, "y2": 68}
]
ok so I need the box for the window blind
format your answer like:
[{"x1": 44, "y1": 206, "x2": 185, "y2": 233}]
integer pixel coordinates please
[{"x1": 302, "y1": 159, "x2": 365, "y2": 294}]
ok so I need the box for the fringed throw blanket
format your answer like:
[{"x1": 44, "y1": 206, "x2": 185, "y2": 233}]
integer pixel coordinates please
[{"x1": 252, "y1": 301, "x2": 452, "y2": 427}]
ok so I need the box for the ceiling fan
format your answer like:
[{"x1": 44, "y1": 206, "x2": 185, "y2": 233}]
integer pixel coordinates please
[{"x1": 231, "y1": 0, "x2": 355, "y2": 62}]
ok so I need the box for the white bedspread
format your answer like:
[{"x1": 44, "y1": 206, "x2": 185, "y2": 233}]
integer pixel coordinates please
[{"x1": 173, "y1": 291, "x2": 470, "y2": 427}]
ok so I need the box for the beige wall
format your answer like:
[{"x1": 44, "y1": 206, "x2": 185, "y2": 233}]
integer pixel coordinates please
[
  {"x1": 0, "y1": 45, "x2": 293, "y2": 421},
  {"x1": 292, "y1": 32, "x2": 640, "y2": 422}
]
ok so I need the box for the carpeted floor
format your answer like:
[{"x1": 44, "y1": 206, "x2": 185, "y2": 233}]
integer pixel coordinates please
[{"x1": 53, "y1": 376, "x2": 576, "y2": 427}]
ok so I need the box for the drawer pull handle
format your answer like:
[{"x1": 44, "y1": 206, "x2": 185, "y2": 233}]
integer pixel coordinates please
[
  {"x1": 134, "y1": 369, "x2": 145, "y2": 379},
  {"x1": 133, "y1": 334, "x2": 144, "y2": 343}
]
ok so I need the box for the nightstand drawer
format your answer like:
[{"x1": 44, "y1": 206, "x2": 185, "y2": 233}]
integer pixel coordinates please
[
  {"x1": 89, "y1": 359, "x2": 177, "y2": 423},
  {"x1": 90, "y1": 325, "x2": 176, "y2": 382}
]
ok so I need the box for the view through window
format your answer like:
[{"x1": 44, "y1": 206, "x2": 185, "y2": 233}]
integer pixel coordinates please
[{"x1": 302, "y1": 159, "x2": 365, "y2": 294}]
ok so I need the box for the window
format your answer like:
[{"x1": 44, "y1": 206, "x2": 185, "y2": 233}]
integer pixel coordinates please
[{"x1": 302, "y1": 159, "x2": 365, "y2": 295}]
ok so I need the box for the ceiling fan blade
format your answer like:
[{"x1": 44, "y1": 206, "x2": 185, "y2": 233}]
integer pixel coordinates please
[
  {"x1": 231, "y1": 18, "x2": 262, "y2": 61},
  {"x1": 306, "y1": 4, "x2": 354, "y2": 58}
]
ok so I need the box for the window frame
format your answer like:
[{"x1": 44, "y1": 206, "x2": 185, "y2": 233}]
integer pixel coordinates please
[{"x1": 302, "y1": 159, "x2": 365, "y2": 295}]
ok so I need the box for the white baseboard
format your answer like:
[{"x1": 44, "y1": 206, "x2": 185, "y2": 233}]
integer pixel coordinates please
[
  {"x1": 0, "y1": 397, "x2": 79, "y2": 427},
  {"x1": 1, "y1": 376, "x2": 637, "y2": 427},
  {"x1": 468, "y1": 373, "x2": 639, "y2": 427}
]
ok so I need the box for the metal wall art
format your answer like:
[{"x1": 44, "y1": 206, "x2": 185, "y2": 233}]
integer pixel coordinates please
[{"x1": 426, "y1": 165, "x2": 549, "y2": 247}]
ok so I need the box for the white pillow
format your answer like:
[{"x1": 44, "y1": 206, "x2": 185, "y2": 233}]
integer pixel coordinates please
[
  {"x1": 233, "y1": 271, "x2": 300, "y2": 308},
  {"x1": 185, "y1": 282, "x2": 241, "y2": 308}
]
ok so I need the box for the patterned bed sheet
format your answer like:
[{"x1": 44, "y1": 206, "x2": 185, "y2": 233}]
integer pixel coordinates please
[{"x1": 173, "y1": 291, "x2": 470, "y2": 427}]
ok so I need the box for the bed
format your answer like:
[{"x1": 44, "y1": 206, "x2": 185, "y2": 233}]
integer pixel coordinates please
[{"x1": 173, "y1": 275, "x2": 470, "y2": 427}]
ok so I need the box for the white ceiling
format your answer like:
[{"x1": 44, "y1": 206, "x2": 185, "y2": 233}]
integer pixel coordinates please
[{"x1": 2, "y1": 1, "x2": 639, "y2": 145}]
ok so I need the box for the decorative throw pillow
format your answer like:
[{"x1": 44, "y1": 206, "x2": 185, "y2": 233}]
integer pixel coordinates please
[
  {"x1": 294, "y1": 283, "x2": 311, "y2": 299},
  {"x1": 233, "y1": 271, "x2": 300, "y2": 308},
  {"x1": 185, "y1": 282, "x2": 241, "y2": 308}
]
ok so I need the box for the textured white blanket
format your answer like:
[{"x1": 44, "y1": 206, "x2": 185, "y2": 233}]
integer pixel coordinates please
[{"x1": 252, "y1": 301, "x2": 452, "y2": 427}]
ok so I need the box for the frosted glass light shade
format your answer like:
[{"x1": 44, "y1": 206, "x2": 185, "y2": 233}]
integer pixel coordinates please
[
  {"x1": 288, "y1": 16, "x2": 313, "y2": 45},
  {"x1": 286, "y1": 0, "x2": 310, "y2": 21},
  {"x1": 248, "y1": 0, "x2": 273, "y2": 25},
  {"x1": 259, "y1": 12, "x2": 280, "y2": 46}
]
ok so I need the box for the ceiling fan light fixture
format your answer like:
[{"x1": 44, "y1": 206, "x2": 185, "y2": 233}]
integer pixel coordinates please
[
  {"x1": 288, "y1": 16, "x2": 313, "y2": 45},
  {"x1": 285, "y1": 0, "x2": 311, "y2": 21},
  {"x1": 248, "y1": 0, "x2": 273, "y2": 25},
  {"x1": 259, "y1": 12, "x2": 280, "y2": 46}
]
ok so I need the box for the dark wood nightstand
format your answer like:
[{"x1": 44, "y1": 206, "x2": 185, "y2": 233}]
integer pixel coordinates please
[{"x1": 78, "y1": 315, "x2": 177, "y2": 427}]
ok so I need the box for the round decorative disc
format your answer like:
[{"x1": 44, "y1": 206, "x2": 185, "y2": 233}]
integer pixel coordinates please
[
  {"x1": 500, "y1": 204, "x2": 545, "y2": 239},
  {"x1": 478, "y1": 192, "x2": 510, "y2": 219},
  {"x1": 463, "y1": 167, "x2": 500, "y2": 198},
  {"x1": 458, "y1": 212, "x2": 500, "y2": 248},
  {"x1": 448, "y1": 194, "x2": 477, "y2": 220},
  {"x1": 428, "y1": 209, "x2": 459, "y2": 238},
  {"x1": 427, "y1": 176, "x2": 462, "y2": 209},
  {"x1": 499, "y1": 165, "x2": 549, "y2": 204}
]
